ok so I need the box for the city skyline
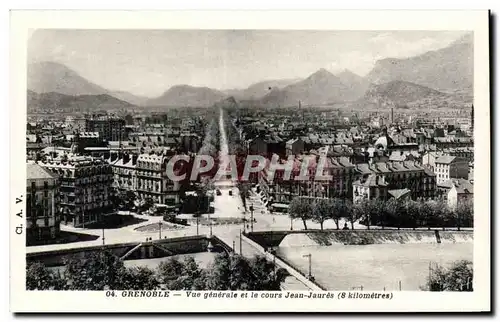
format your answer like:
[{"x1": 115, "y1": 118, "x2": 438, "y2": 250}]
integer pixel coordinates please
[{"x1": 28, "y1": 30, "x2": 469, "y2": 97}]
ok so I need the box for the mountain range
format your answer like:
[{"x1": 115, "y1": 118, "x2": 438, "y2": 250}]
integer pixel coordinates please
[
  {"x1": 146, "y1": 85, "x2": 227, "y2": 107},
  {"x1": 27, "y1": 90, "x2": 134, "y2": 114},
  {"x1": 363, "y1": 80, "x2": 452, "y2": 107},
  {"x1": 27, "y1": 33, "x2": 473, "y2": 111},
  {"x1": 223, "y1": 78, "x2": 302, "y2": 100},
  {"x1": 366, "y1": 33, "x2": 473, "y2": 95}
]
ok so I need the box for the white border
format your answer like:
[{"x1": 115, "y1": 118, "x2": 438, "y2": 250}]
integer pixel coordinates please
[{"x1": 9, "y1": 10, "x2": 490, "y2": 313}]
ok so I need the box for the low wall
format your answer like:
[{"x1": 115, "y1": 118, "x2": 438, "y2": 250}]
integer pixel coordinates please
[
  {"x1": 26, "y1": 235, "x2": 228, "y2": 267},
  {"x1": 247, "y1": 229, "x2": 474, "y2": 248}
]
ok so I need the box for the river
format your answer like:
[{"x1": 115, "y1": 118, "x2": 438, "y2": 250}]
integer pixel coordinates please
[{"x1": 276, "y1": 243, "x2": 473, "y2": 291}]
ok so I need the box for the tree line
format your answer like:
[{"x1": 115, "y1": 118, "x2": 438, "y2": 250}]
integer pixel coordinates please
[
  {"x1": 288, "y1": 197, "x2": 473, "y2": 230},
  {"x1": 27, "y1": 251, "x2": 288, "y2": 291},
  {"x1": 421, "y1": 260, "x2": 473, "y2": 292}
]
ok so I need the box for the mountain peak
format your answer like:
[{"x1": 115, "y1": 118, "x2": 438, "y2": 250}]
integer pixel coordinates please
[
  {"x1": 366, "y1": 36, "x2": 472, "y2": 94},
  {"x1": 28, "y1": 61, "x2": 108, "y2": 96},
  {"x1": 147, "y1": 84, "x2": 226, "y2": 107},
  {"x1": 310, "y1": 68, "x2": 334, "y2": 78},
  {"x1": 451, "y1": 32, "x2": 473, "y2": 46}
]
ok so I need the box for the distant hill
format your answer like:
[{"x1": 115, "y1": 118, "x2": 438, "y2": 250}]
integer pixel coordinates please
[
  {"x1": 108, "y1": 91, "x2": 150, "y2": 106},
  {"x1": 146, "y1": 85, "x2": 227, "y2": 107},
  {"x1": 28, "y1": 61, "x2": 108, "y2": 96},
  {"x1": 337, "y1": 69, "x2": 372, "y2": 99},
  {"x1": 365, "y1": 33, "x2": 473, "y2": 95},
  {"x1": 27, "y1": 90, "x2": 135, "y2": 113},
  {"x1": 360, "y1": 80, "x2": 470, "y2": 109},
  {"x1": 224, "y1": 78, "x2": 302, "y2": 100},
  {"x1": 260, "y1": 68, "x2": 360, "y2": 107}
]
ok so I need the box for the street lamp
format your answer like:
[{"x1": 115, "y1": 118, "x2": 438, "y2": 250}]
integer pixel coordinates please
[
  {"x1": 158, "y1": 221, "x2": 162, "y2": 239},
  {"x1": 250, "y1": 204, "x2": 254, "y2": 232},
  {"x1": 303, "y1": 253, "x2": 313, "y2": 280},
  {"x1": 208, "y1": 212, "x2": 213, "y2": 236},
  {"x1": 239, "y1": 229, "x2": 243, "y2": 255},
  {"x1": 270, "y1": 231, "x2": 277, "y2": 281}
]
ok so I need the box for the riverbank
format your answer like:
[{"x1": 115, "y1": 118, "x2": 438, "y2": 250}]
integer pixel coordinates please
[{"x1": 268, "y1": 230, "x2": 474, "y2": 248}]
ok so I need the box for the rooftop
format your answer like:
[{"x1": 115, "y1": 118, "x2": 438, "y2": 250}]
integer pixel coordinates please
[
  {"x1": 435, "y1": 155, "x2": 457, "y2": 164},
  {"x1": 27, "y1": 162, "x2": 58, "y2": 180}
]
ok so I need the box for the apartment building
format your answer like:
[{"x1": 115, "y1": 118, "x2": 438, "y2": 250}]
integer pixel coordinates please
[
  {"x1": 257, "y1": 155, "x2": 356, "y2": 212},
  {"x1": 26, "y1": 162, "x2": 61, "y2": 245},
  {"x1": 37, "y1": 154, "x2": 113, "y2": 227},
  {"x1": 434, "y1": 155, "x2": 469, "y2": 185},
  {"x1": 135, "y1": 154, "x2": 183, "y2": 207},
  {"x1": 86, "y1": 116, "x2": 126, "y2": 142},
  {"x1": 352, "y1": 161, "x2": 436, "y2": 201}
]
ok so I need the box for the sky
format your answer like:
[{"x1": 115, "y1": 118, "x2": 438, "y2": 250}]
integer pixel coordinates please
[{"x1": 28, "y1": 30, "x2": 468, "y2": 97}]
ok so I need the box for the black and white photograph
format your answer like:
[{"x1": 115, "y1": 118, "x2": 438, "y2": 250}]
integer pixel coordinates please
[{"x1": 9, "y1": 10, "x2": 490, "y2": 313}]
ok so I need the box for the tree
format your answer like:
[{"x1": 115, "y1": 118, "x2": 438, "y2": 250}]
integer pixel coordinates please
[
  {"x1": 328, "y1": 198, "x2": 346, "y2": 230},
  {"x1": 347, "y1": 200, "x2": 361, "y2": 230},
  {"x1": 121, "y1": 266, "x2": 159, "y2": 290},
  {"x1": 354, "y1": 199, "x2": 377, "y2": 230},
  {"x1": 205, "y1": 253, "x2": 231, "y2": 290},
  {"x1": 26, "y1": 262, "x2": 65, "y2": 290},
  {"x1": 180, "y1": 256, "x2": 206, "y2": 290},
  {"x1": 404, "y1": 200, "x2": 421, "y2": 230},
  {"x1": 64, "y1": 251, "x2": 126, "y2": 290},
  {"x1": 370, "y1": 199, "x2": 386, "y2": 229},
  {"x1": 157, "y1": 257, "x2": 185, "y2": 290},
  {"x1": 288, "y1": 197, "x2": 313, "y2": 230},
  {"x1": 456, "y1": 200, "x2": 473, "y2": 230},
  {"x1": 250, "y1": 255, "x2": 288, "y2": 290},
  {"x1": 228, "y1": 255, "x2": 255, "y2": 290},
  {"x1": 420, "y1": 200, "x2": 436, "y2": 230},
  {"x1": 311, "y1": 199, "x2": 331, "y2": 230},
  {"x1": 125, "y1": 191, "x2": 137, "y2": 210},
  {"x1": 426, "y1": 199, "x2": 445, "y2": 230},
  {"x1": 139, "y1": 197, "x2": 155, "y2": 213},
  {"x1": 422, "y1": 260, "x2": 473, "y2": 291},
  {"x1": 384, "y1": 199, "x2": 404, "y2": 230}
]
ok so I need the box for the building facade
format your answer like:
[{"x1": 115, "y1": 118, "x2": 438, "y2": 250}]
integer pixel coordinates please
[
  {"x1": 109, "y1": 154, "x2": 138, "y2": 193},
  {"x1": 26, "y1": 163, "x2": 61, "y2": 245},
  {"x1": 353, "y1": 161, "x2": 437, "y2": 201},
  {"x1": 37, "y1": 155, "x2": 113, "y2": 227},
  {"x1": 86, "y1": 117, "x2": 126, "y2": 142},
  {"x1": 135, "y1": 154, "x2": 182, "y2": 207},
  {"x1": 434, "y1": 155, "x2": 469, "y2": 184}
]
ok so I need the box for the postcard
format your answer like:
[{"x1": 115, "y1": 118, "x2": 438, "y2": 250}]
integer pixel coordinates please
[{"x1": 10, "y1": 10, "x2": 490, "y2": 312}]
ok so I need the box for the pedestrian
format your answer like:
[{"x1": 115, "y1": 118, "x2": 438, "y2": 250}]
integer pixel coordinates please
[{"x1": 272, "y1": 217, "x2": 276, "y2": 224}]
